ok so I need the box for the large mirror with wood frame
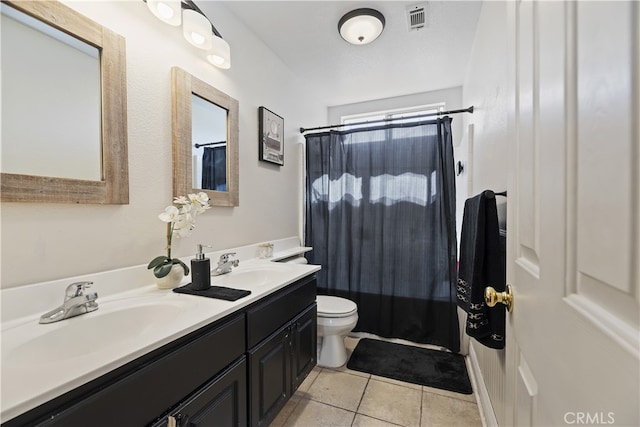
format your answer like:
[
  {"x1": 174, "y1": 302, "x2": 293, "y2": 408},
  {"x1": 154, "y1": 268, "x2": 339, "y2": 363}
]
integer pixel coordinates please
[
  {"x1": 172, "y1": 67, "x2": 239, "y2": 207},
  {"x1": 0, "y1": 0, "x2": 128, "y2": 204}
]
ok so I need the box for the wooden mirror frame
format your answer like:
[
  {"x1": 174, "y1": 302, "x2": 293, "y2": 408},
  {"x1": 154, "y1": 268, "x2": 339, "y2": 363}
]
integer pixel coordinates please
[
  {"x1": 0, "y1": 0, "x2": 129, "y2": 204},
  {"x1": 172, "y1": 67, "x2": 239, "y2": 207}
]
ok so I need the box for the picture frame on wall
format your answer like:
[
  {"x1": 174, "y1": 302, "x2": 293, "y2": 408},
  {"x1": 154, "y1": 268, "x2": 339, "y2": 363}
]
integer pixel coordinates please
[{"x1": 258, "y1": 106, "x2": 284, "y2": 166}]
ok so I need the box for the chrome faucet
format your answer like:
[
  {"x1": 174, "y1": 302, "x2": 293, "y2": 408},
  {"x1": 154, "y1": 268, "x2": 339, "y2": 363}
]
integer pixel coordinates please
[
  {"x1": 39, "y1": 281, "x2": 98, "y2": 324},
  {"x1": 212, "y1": 252, "x2": 239, "y2": 276}
]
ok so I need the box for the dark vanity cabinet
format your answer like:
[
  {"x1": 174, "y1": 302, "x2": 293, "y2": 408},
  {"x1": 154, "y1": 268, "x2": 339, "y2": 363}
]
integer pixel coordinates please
[
  {"x1": 246, "y1": 275, "x2": 317, "y2": 427},
  {"x1": 3, "y1": 274, "x2": 316, "y2": 427}
]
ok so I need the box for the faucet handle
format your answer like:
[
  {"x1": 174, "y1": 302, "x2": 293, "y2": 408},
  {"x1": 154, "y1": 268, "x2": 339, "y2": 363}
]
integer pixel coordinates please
[
  {"x1": 65, "y1": 281, "x2": 93, "y2": 300},
  {"x1": 219, "y1": 252, "x2": 237, "y2": 263}
]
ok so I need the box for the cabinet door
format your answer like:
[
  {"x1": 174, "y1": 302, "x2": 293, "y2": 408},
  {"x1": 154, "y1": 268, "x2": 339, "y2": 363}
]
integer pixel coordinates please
[
  {"x1": 248, "y1": 326, "x2": 291, "y2": 427},
  {"x1": 155, "y1": 357, "x2": 247, "y2": 427},
  {"x1": 291, "y1": 304, "x2": 316, "y2": 392}
]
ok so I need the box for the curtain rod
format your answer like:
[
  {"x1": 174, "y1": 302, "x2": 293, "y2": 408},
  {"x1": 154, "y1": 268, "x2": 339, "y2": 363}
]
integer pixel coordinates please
[
  {"x1": 194, "y1": 140, "x2": 226, "y2": 148},
  {"x1": 299, "y1": 106, "x2": 474, "y2": 134}
]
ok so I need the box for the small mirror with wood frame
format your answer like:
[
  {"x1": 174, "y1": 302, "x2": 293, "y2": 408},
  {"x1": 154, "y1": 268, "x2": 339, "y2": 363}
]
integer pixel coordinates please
[{"x1": 172, "y1": 67, "x2": 239, "y2": 207}]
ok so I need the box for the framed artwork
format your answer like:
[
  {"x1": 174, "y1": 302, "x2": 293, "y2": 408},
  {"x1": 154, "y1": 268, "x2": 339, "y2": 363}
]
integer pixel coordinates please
[{"x1": 258, "y1": 106, "x2": 284, "y2": 166}]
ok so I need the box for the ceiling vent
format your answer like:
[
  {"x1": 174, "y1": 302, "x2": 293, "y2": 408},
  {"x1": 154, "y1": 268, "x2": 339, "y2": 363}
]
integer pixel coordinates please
[{"x1": 406, "y1": 4, "x2": 426, "y2": 31}]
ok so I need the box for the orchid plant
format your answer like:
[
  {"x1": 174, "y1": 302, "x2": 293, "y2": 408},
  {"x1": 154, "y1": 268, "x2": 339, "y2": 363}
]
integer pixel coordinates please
[{"x1": 147, "y1": 192, "x2": 211, "y2": 278}]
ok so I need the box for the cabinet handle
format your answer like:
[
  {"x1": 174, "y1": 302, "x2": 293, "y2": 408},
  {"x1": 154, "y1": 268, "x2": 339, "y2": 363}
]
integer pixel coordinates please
[{"x1": 169, "y1": 413, "x2": 189, "y2": 427}]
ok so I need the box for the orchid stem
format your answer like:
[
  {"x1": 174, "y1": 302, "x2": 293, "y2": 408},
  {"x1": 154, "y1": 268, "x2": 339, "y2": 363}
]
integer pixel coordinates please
[{"x1": 166, "y1": 222, "x2": 173, "y2": 259}]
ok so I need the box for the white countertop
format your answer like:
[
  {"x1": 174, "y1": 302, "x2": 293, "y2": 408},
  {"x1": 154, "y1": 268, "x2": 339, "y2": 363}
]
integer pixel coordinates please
[{"x1": 0, "y1": 254, "x2": 319, "y2": 423}]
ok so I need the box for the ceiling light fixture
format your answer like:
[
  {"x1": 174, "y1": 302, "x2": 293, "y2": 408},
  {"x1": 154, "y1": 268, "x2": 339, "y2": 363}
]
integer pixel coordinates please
[
  {"x1": 144, "y1": 0, "x2": 231, "y2": 69},
  {"x1": 338, "y1": 8, "x2": 385, "y2": 45}
]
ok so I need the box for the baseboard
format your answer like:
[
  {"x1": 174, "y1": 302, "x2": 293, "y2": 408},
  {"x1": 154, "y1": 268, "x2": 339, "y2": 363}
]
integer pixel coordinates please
[{"x1": 466, "y1": 343, "x2": 499, "y2": 427}]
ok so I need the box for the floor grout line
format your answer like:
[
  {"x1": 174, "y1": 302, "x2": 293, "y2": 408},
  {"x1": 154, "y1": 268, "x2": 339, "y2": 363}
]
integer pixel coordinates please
[
  {"x1": 419, "y1": 387, "x2": 424, "y2": 427},
  {"x1": 350, "y1": 375, "x2": 371, "y2": 426}
]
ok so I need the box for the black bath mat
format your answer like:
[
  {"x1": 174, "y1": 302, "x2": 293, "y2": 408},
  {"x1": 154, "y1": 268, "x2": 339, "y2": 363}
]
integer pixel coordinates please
[{"x1": 346, "y1": 338, "x2": 472, "y2": 394}]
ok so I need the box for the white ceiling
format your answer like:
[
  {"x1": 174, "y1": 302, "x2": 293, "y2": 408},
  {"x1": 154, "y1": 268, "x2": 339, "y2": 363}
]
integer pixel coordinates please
[{"x1": 218, "y1": 1, "x2": 483, "y2": 107}]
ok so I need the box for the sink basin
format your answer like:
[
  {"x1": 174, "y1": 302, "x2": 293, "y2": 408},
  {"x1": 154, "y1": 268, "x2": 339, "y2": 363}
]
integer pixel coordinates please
[
  {"x1": 3, "y1": 299, "x2": 191, "y2": 366},
  {"x1": 210, "y1": 263, "x2": 292, "y2": 288}
]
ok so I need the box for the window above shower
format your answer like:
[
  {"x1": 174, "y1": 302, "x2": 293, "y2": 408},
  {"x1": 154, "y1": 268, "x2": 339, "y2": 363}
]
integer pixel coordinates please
[{"x1": 340, "y1": 102, "x2": 446, "y2": 131}]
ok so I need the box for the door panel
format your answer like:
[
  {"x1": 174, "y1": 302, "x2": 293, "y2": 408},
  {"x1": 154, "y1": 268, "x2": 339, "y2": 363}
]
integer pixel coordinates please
[
  {"x1": 516, "y1": 0, "x2": 540, "y2": 269},
  {"x1": 515, "y1": 354, "x2": 537, "y2": 427},
  {"x1": 571, "y1": 0, "x2": 639, "y2": 339},
  {"x1": 506, "y1": 1, "x2": 639, "y2": 425}
]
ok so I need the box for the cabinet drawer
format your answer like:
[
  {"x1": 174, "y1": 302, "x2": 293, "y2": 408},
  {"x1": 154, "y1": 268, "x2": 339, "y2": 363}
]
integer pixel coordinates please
[
  {"x1": 246, "y1": 275, "x2": 316, "y2": 348},
  {"x1": 34, "y1": 314, "x2": 246, "y2": 427}
]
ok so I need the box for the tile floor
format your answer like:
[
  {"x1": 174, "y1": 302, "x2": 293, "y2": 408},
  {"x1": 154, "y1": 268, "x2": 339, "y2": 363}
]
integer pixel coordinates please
[{"x1": 271, "y1": 337, "x2": 483, "y2": 427}]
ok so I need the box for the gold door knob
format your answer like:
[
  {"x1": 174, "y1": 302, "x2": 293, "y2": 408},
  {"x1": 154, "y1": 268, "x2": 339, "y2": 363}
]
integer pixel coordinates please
[{"x1": 484, "y1": 284, "x2": 514, "y2": 313}]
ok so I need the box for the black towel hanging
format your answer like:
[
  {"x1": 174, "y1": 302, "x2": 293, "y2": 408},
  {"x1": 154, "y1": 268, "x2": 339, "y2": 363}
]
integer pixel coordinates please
[{"x1": 456, "y1": 191, "x2": 506, "y2": 349}]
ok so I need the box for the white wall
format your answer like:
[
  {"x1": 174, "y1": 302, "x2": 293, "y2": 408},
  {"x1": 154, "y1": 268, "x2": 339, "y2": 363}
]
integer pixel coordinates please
[
  {"x1": 459, "y1": 1, "x2": 509, "y2": 426},
  {"x1": 458, "y1": 2, "x2": 509, "y2": 208},
  {"x1": 0, "y1": 1, "x2": 326, "y2": 289}
]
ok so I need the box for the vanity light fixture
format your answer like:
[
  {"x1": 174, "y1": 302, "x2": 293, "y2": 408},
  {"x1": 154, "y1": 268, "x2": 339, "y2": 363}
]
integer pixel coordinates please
[
  {"x1": 338, "y1": 8, "x2": 385, "y2": 45},
  {"x1": 144, "y1": 0, "x2": 231, "y2": 69}
]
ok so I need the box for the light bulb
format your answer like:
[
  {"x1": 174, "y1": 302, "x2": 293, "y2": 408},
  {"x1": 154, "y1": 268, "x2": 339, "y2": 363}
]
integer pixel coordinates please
[
  {"x1": 183, "y1": 9, "x2": 213, "y2": 50},
  {"x1": 156, "y1": 3, "x2": 174, "y2": 20},
  {"x1": 190, "y1": 31, "x2": 205, "y2": 46},
  {"x1": 206, "y1": 35, "x2": 231, "y2": 69},
  {"x1": 147, "y1": 0, "x2": 181, "y2": 26}
]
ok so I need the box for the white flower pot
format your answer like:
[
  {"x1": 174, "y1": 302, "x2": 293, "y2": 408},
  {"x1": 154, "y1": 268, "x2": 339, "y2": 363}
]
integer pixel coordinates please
[{"x1": 154, "y1": 263, "x2": 186, "y2": 290}]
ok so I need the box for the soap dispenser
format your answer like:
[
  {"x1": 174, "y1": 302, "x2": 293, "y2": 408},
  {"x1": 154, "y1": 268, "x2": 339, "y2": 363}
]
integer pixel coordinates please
[{"x1": 191, "y1": 244, "x2": 212, "y2": 291}]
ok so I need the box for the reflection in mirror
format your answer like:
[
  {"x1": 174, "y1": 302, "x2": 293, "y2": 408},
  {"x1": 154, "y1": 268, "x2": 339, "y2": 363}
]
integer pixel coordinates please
[
  {"x1": 172, "y1": 67, "x2": 239, "y2": 207},
  {"x1": 0, "y1": 0, "x2": 128, "y2": 204},
  {"x1": 191, "y1": 95, "x2": 227, "y2": 191},
  {"x1": 1, "y1": 3, "x2": 101, "y2": 180}
]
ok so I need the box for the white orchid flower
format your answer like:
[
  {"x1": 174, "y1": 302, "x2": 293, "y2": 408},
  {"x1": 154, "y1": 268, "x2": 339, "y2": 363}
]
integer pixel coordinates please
[
  {"x1": 195, "y1": 192, "x2": 210, "y2": 205},
  {"x1": 174, "y1": 195, "x2": 190, "y2": 205},
  {"x1": 158, "y1": 205, "x2": 179, "y2": 223},
  {"x1": 152, "y1": 193, "x2": 211, "y2": 270},
  {"x1": 175, "y1": 225, "x2": 193, "y2": 238}
]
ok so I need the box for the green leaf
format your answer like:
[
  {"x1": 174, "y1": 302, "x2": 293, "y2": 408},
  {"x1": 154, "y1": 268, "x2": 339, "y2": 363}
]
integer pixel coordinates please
[
  {"x1": 172, "y1": 258, "x2": 190, "y2": 276},
  {"x1": 153, "y1": 263, "x2": 173, "y2": 278},
  {"x1": 148, "y1": 256, "x2": 170, "y2": 269}
]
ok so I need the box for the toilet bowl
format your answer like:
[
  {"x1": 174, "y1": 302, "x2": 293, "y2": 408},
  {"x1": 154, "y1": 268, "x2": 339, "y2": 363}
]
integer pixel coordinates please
[{"x1": 316, "y1": 295, "x2": 358, "y2": 368}]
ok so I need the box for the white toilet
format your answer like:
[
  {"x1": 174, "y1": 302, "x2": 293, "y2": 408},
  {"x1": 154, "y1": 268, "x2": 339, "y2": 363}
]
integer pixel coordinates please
[{"x1": 316, "y1": 295, "x2": 358, "y2": 368}]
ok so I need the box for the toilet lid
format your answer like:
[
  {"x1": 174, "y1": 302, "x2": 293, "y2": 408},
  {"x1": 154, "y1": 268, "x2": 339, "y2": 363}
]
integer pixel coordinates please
[{"x1": 317, "y1": 295, "x2": 357, "y2": 317}]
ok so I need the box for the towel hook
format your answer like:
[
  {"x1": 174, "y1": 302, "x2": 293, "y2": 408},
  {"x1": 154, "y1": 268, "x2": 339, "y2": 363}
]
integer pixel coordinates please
[{"x1": 484, "y1": 284, "x2": 514, "y2": 312}]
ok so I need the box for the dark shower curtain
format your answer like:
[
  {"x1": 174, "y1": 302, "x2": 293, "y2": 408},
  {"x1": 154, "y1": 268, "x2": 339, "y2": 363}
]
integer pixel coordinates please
[
  {"x1": 202, "y1": 146, "x2": 227, "y2": 191},
  {"x1": 304, "y1": 118, "x2": 459, "y2": 352}
]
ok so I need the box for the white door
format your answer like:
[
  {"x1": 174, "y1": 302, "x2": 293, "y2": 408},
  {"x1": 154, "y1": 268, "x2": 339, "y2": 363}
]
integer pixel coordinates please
[{"x1": 504, "y1": 1, "x2": 639, "y2": 426}]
